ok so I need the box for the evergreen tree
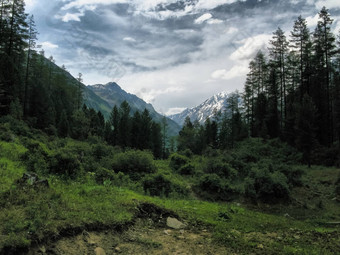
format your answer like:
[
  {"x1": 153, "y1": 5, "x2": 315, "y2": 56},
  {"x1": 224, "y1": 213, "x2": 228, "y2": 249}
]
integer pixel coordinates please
[
  {"x1": 266, "y1": 68, "x2": 280, "y2": 138},
  {"x1": 312, "y1": 7, "x2": 336, "y2": 146},
  {"x1": 290, "y1": 16, "x2": 312, "y2": 99},
  {"x1": 58, "y1": 109, "x2": 69, "y2": 137},
  {"x1": 269, "y1": 27, "x2": 289, "y2": 128},
  {"x1": 23, "y1": 14, "x2": 37, "y2": 117},
  {"x1": 151, "y1": 122, "x2": 162, "y2": 159},
  {"x1": 0, "y1": 0, "x2": 28, "y2": 115},
  {"x1": 295, "y1": 94, "x2": 318, "y2": 168},
  {"x1": 109, "y1": 105, "x2": 120, "y2": 146},
  {"x1": 118, "y1": 101, "x2": 131, "y2": 147}
]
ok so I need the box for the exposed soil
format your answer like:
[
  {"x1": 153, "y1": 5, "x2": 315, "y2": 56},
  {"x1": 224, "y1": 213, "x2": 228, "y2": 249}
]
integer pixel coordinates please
[
  {"x1": 27, "y1": 203, "x2": 231, "y2": 255},
  {"x1": 28, "y1": 219, "x2": 230, "y2": 255}
]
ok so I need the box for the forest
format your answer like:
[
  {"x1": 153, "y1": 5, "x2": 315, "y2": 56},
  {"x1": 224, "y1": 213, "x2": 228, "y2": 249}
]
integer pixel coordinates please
[{"x1": 0, "y1": 1, "x2": 339, "y2": 254}]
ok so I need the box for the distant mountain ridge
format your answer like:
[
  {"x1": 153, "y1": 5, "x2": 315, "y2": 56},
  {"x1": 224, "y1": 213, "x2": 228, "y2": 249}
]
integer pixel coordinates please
[
  {"x1": 88, "y1": 82, "x2": 181, "y2": 136},
  {"x1": 168, "y1": 92, "x2": 231, "y2": 126}
]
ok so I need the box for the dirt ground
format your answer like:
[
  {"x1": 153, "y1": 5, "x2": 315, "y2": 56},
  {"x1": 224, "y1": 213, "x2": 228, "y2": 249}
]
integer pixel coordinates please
[{"x1": 29, "y1": 219, "x2": 231, "y2": 255}]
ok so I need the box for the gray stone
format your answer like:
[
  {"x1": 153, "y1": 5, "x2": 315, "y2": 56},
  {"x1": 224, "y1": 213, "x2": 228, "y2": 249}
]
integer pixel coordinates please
[
  {"x1": 166, "y1": 217, "x2": 186, "y2": 229},
  {"x1": 94, "y1": 247, "x2": 106, "y2": 255}
]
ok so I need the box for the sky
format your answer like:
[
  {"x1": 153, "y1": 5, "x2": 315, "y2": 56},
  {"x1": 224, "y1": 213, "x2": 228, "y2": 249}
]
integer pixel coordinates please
[{"x1": 25, "y1": 0, "x2": 340, "y2": 115}]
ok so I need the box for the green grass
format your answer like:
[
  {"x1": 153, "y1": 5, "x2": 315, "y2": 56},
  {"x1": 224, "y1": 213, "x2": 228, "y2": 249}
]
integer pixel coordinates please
[{"x1": 0, "y1": 137, "x2": 339, "y2": 254}]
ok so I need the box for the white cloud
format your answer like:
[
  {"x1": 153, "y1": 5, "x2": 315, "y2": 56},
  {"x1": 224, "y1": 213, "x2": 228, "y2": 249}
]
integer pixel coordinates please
[
  {"x1": 40, "y1": 41, "x2": 59, "y2": 49},
  {"x1": 315, "y1": 0, "x2": 340, "y2": 10},
  {"x1": 211, "y1": 65, "x2": 248, "y2": 80},
  {"x1": 166, "y1": 107, "x2": 187, "y2": 116},
  {"x1": 306, "y1": 13, "x2": 319, "y2": 28},
  {"x1": 195, "y1": 0, "x2": 244, "y2": 10},
  {"x1": 25, "y1": 0, "x2": 37, "y2": 12},
  {"x1": 195, "y1": 13, "x2": 212, "y2": 24},
  {"x1": 230, "y1": 34, "x2": 272, "y2": 62},
  {"x1": 207, "y1": 19, "x2": 224, "y2": 25},
  {"x1": 123, "y1": 37, "x2": 137, "y2": 42},
  {"x1": 57, "y1": 12, "x2": 85, "y2": 22}
]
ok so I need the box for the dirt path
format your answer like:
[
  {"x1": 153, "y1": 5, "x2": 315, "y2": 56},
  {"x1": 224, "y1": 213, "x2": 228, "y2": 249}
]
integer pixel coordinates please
[{"x1": 29, "y1": 219, "x2": 231, "y2": 255}]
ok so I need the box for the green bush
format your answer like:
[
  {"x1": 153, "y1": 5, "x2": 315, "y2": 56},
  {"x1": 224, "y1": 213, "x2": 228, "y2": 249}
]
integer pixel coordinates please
[
  {"x1": 245, "y1": 169, "x2": 290, "y2": 203},
  {"x1": 111, "y1": 150, "x2": 156, "y2": 180},
  {"x1": 195, "y1": 174, "x2": 239, "y2": 201},
  {"x1": 203, "y1": 158, "x2": 237, "y2": 180},
  {"x1": 169, "y1": 153, "x2": 189, "y2": 171},
  {"x1": 312, "y1": 145, "x2": 340, "y2": 167},
  {"x1": 178, "y1": 163, "x2": 195, "y2": 175},
  {"x1": 335, "y1": 173, "x2": 340, "y2": 197},
  {"x1": 142, "y1": 173, "x2": 188, "y2": 197},
  {"x1": 21, "y1": 140, "x2": 50, "y2": 175},
  {"x1": 49, "y1": 149, "x2": 83, "y2": 179},
  {"x1": 179, "y1": 149, "x2": 194, "y2": 158}
]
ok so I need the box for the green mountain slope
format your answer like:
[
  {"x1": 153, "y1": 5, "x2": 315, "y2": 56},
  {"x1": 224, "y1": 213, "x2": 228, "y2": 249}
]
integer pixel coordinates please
[{"x1": 88, "y1": 83, "x2": 181, "y2": 136}]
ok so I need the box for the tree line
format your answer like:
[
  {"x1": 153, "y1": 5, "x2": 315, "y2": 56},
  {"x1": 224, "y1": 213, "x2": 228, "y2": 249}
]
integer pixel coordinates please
[
  {"x1": 242, "y1": 7, "x2": 340, "y2": 166},
  {"x1": 177, "y1": 92, "x2": 248, "y2": 154}
]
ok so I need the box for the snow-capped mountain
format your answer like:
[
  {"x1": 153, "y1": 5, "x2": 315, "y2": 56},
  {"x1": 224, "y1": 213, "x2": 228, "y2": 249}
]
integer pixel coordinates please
[{"x1": 168, "y1": 91, "x2": 232, "y2": 126}]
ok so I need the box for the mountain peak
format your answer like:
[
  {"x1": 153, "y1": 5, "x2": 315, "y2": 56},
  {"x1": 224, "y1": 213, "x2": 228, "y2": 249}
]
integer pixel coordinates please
[
  {"x1": 90, "y1": 82, "x2": 121, "y2": 91},
  {"x1": 168, "y1": 91, "x2": 231, "y2": 126}
]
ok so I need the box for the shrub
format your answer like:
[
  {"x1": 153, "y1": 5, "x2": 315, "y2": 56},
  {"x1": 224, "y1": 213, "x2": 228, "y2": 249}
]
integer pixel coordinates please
[
  {"x1": 195, "y1": 174, "x2": 239, "y2": 201},
  {"x1": 245, "y1": 169, "x2": 290, "y2": 203},
  {"x1": 49, "y1": 149, "x2": 82, "y2": 179},
  {"x1": 142, "y1": 174, "x2": 188, "y2": 197},
  {"x1": 21, "y1": 140, "x2": 50, "y2": 175},
  {"x1": 335, "y1": 173, "x2": 340, "y2": 197},
  {"x1": 143, "y1": 174, "x2": 172, "y2": 197},
  {"x1": 178, "y1": 163, "x2": 195, "y2": 175},
  {"x1": 179, "y1": 149, "x2": 194, "y2": 158},
  {"x1": 111, "y1": 150, "x2": 156, "y2": 180},
  {"x1": 203, "y1": 158, "x2": 237, "y2": 180},
  {"x1": 312, "y1": 145, "x2": 340, "y2": 167},
  {"x1": 169, "y1": 153, "x2": 189, "y2": 171}
]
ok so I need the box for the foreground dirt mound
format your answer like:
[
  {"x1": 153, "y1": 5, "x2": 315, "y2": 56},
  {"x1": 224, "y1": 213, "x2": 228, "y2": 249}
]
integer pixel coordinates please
[
  {"x1": 30, "y1": 220, "x2": 229, "y2": 255},
  {"x1": 27, "y1": 203, "x2": 230, "y2": 255}
]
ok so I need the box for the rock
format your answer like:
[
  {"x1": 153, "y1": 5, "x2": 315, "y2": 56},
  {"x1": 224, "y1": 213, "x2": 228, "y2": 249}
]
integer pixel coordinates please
[
  {"x1": 166, "y1": 217, "x2": 186, "y2": 229},
  {"x1": 94, "y1": 247, "x2": 106, "y2": 255},
  {"x1": 164, "y1": 230, "x2": 171, "y2": 235}
]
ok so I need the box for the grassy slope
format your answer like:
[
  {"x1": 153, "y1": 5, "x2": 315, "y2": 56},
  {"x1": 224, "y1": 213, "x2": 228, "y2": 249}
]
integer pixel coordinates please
[{"x1": 0, "y1": 139, "x2": 339, "y2": 254}]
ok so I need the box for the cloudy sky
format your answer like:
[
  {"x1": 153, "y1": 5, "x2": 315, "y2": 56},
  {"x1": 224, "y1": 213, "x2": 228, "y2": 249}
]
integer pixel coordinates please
[{"x1": 25, "y1": 0, "x2": 340, "y2": 115}]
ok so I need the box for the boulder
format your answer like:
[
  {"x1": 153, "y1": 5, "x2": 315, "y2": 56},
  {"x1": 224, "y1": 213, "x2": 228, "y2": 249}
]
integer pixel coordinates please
[
  {"x1": 94, "y1": 247, "x2": 106, "y2": 255},
  {"x1": 166, "y1": 217, "x2": 186, "y2": 229}
]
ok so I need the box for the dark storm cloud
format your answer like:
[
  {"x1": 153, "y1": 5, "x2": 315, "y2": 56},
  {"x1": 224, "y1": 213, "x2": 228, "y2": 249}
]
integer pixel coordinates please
[{"x1": 27, "y1": 0, "x2": 340, "y2": 114}]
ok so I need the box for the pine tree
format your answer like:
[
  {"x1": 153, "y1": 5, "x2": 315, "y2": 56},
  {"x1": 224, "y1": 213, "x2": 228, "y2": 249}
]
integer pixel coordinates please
[
  {"x1": 151, "y1": 122, "x2": 162, "y2": 159},
  {"x1": 161, "y1": 116, "x2": 168, "y2": 158},
  {"x1": 295, "y1": 94, "x2": 318, "y2": 168},
  {"x1": 312, "y1": 6, "x2": 336, "y2": 146},
  {"x1": 269, "y1": 27, "x2": 289, "y2": 128},
  {"x1": 0, "y1": 0, "x2": 28, "y2": 115},
  {"x1": 266, "y1": 68, "x2": 280, "y2": 138},
  {"x1": 24, "y1": 14, "x2": 37, "y2": 117},
  {"x1": 58, "y1": 110, "x2": 69, "y2": 137},
  {"x1": 109, "y1": 105, "x2": 119, "y2": 146},
  {"x1": 290, "y1": 16, "x2": 312, "y2": 99},
  {"x1": 118, "y1": 101, "x2": 131, "y2": 147}
]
